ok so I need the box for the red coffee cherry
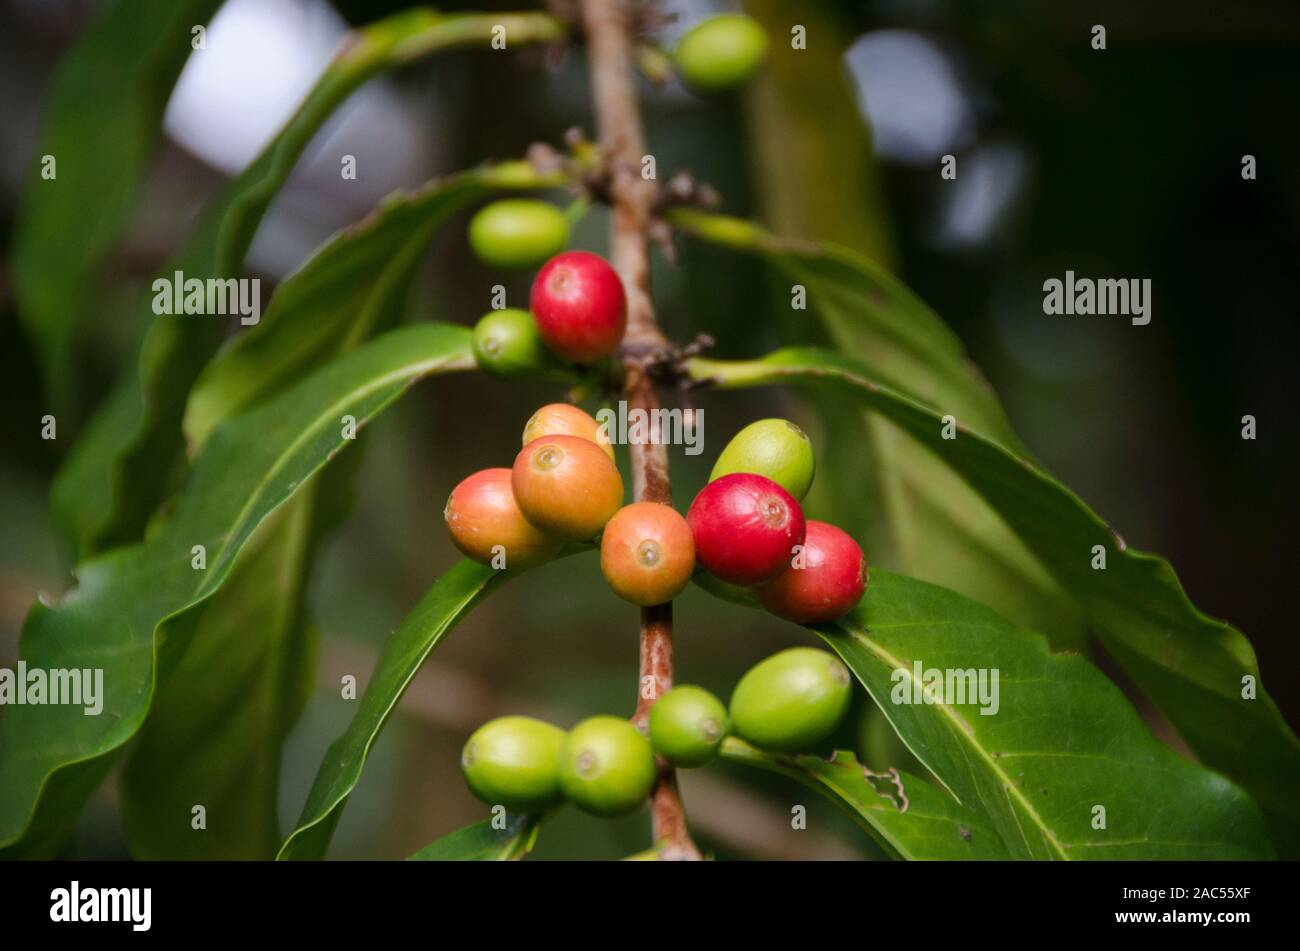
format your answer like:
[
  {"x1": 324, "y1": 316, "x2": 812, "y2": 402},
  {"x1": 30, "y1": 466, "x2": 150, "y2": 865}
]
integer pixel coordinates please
[
  {"x1": 600, "y1": 502, "x2": 695, "y2": 606},
  {"x1": 755, "y1": 520, "x2": 867, "y2": 623},
  {"x1": 529, "y1": 251, "x2": 627, "y2": 362},
  {"x1": 512, "y1": 435, "x2": 624, "y2": 540},
  {"x1": 686, "y1": 473, "x2": 806, "y2": 586},
  {"x1": 444, "y1": 468, "x2": 563, "y2": 569}
]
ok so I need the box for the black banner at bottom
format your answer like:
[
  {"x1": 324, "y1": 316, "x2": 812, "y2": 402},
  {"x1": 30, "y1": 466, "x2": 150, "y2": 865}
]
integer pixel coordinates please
[{"x1": 0, "y1": 859, "x2": 1287, "y2": 938}]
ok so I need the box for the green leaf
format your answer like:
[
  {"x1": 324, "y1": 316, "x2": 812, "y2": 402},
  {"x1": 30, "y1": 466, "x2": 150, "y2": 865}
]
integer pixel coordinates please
[
  {"x1": 702, "y1": 570, "x2": 1272, "y2": 859},
  {"x1": 120, "y1": 488, "x2": 320, "y2": 859},
  {"x1": 118, "y1": 168, "x2": 497, "y2": 860},
  {"x1": 720, "y1": 738, "x2": 1010, "y2": 860},
  {"x1": 824, "y1": 573, "x2": 1272, "y2": 859},
  {"x1": 671, "y1": 210, "x2": 1087, "y2": 650},
  {"x1": 118, "y1": 444, "x2": 362, "y2": 858},
  {"x1": 408, "y1": 814, "x2": 541, "y2": 861},
  {"x1": 184, "y1": 165, "x2": 561, "y2": 451},
  {"x1": 12, "y1": 0, "x2": 222, "y2": 408},
  {"x1": 51, "y1": 9, "x2": 567, "y2": 559},
  {"x1": 0, "y1": 323, "x2": 475, "y2": 857},
  {"x1": 689, "y1": 346, "x2": 1299, "y2": 855}
]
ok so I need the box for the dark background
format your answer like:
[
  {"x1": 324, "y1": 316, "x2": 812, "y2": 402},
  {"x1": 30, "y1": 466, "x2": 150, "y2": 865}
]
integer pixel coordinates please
[{"x1": 0, "y1": 0, "x2": 1295, "y2": 858}]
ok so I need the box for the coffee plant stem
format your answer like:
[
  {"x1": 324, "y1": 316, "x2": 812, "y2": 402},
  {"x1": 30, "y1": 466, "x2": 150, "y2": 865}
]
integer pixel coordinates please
[{"x1": 580, "y1": 0, "x2": 701, "y2": 860}]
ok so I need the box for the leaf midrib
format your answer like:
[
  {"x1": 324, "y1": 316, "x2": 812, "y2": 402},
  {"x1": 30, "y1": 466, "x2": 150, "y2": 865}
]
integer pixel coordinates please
[{"x1": 835, "y1": 621, "x2": 1070, "y2": 860}]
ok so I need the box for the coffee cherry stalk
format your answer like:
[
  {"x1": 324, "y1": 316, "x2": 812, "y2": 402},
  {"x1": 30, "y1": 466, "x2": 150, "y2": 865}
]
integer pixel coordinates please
[{"x1": 444, "y1": 8, "x2": 870, "y2": 859}]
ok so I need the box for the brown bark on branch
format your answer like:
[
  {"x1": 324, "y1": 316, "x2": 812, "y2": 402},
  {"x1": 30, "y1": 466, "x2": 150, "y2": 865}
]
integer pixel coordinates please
[{"x1": 579, "y1": 0, "x2": 701, "y2": 861}]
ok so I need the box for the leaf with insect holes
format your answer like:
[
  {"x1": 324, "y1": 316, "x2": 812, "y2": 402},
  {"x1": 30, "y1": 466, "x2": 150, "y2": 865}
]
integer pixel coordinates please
[
  {"x1": 699, "y1": 568, "x2": 1273, "y2": 859},
  {"x1": 408, "y1": 814, "x2": 541, "y2": 861},
  {"x1": 0, "y1": 324, "x2": 474, "y2": 858},
  {"x1": 12, "y1": 0, "x2": 222, "y2": 410},
  {"x1": 690, "y1": 347, "x2": 1298, "y2": 856},
  {"x1": 721, "y1": 738, "x2": 1010, "y2": 860}
]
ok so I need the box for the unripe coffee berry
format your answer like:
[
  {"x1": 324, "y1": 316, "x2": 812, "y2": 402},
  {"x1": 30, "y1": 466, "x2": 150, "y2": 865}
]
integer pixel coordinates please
[
  {"x1": 445, "y1": 468, "x2": 563, "y2": 569},
  {"x1": 686, "y1": 472, "x2": 806, "y2": 585},
  {"x1": 530, "y1": 251, "x2": 627, "y2": 362},
  {"x1": 674, "y1": 14, "x2": 768, "y2": 93},
  {"x1": 648, "y1": 685, "x2": 729, "y2": 768},
  {"x1": 710, "y1": 418, "x2": 816, "y2": 501},
  {"x1": 729, "y1": 647, "x2": 852, "y2": 752},
  {"x1": 472, "y1": 308, "x2": 560, "y2": 378},
  {"x1": 600, "y1": 502, "x2": 695, "y2": 606},
  {"x1": 512, "y1": 435, "x2": 624, "y2": 540},
  {"x1": 461, "y1": 715, "x2": 566, "y2": 813},
  {"x1": 558, "y1": 715, "x2": 656, "y2": 816},
  {"x1": 522, "y1": 402, "x2": 615, "y2": 461},
  {"x1": 468, "y1": 199, "x2": 568, "y2": 269},
  {"x1": 756, "y1": 520, "x2": 867, "y2": 623}
]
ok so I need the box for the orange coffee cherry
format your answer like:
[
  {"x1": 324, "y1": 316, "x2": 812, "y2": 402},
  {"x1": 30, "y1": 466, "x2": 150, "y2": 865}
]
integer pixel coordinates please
[
  {"x1": 444, "y1": 468, "x2": 562, "y2": 569},
  {"x1": 522, "y1": 403, "x2": 615, "y2": 461},
  {"x1": 511, "y1": 435, "x2": 624, "y2": 540},
  {"x1": 600, "y1": 502, "x2": 696, "y2": 606}
]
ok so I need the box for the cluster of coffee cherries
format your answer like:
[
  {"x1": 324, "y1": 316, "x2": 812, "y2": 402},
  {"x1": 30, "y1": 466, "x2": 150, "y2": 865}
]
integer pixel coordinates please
[
  {"x1": 445, "y1": 402, "x2": 699, "y2": 606},
  {"x1": 468, "y1": 203, "x2": 628, "y2": 379},
  {"x1": 463, "y1": 13, "x2": 770, "y2": 376},
  {"x1": 447, "y1": 400, "x2": 618, "y2": 563},
  {"x1": 462, "y1": 647, "x2": 852, "y2": 817},
  {"x1": 691, "y1": 418, "x2": 869, "y2": 623},
  {"x1": 443, "y1": 408, "x2": 868, "y2": 823},
  {"x1": 444, "y1": 406, "x2": 870, "y2": 620}
]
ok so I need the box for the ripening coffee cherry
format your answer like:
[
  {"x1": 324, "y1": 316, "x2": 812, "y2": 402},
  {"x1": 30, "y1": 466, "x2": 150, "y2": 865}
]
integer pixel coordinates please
[
  {"x1": 444, "y1": 468, "x2": 563, "y2": 569},
  {"x1": 649, "y1": 685, "x2": 729, "y2": 768},
  {"x1": 558, "y1": 715, "x2": 656, "y2": 816},
  {"x1": 468, "y1": 199, "x2": 569, "y2": 269},
  {"x1": 729, "y1": 647, "x2": 852, "y2": 752},
  {"x1": 600, "y1": 502, "x2": 695, "y2": 606},
  {"x1": 686, "y1": 472, "x2": 806, "y2": 585},
  {"x1": 472, "y1": 309, "x2": 560, "y2": 378},
  {"x1": 710, "y1": 418, "x2": 816, "y2": 501},
  {"x1": 522, "y1": 402, "x2": 615, "y2": 461},
  {"x1": 530, "y1": 251, "x2": 627, "y2": 362},
  {"x1": 755, "y1": 520, "x2": 867, "y2": 623},
  {"x1": 512, "y1": 435, "x2": 624, "y2": 540},
  {"x1": 461, "y1": 715, "x2": 566, "y2": 813},
  {"x1": 674, "y1": 14, "x2": 768, "y2": 93}
]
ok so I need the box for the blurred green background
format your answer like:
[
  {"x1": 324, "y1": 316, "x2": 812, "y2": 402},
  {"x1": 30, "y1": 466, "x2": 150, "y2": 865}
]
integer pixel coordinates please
[{"x1": 0, "y1": 0, "x2": 1296, "y2": 859}]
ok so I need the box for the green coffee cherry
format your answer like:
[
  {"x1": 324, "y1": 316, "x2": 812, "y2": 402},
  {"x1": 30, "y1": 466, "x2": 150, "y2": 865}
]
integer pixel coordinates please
[
  {"x1": 468, "y1": 199, "x2": 569, "y2": 269},
  {"x1": 710, "y1": 418, "x2": 816, "y2": 500},
  {"x1": 649, "y1": 685, "x2": 729, "y2": 767},
  {"x1": 472, "y1": 308, "x2": 560, "y2": 378},
  {"x1": 674, "y1": 14, "x2": 768, "y2": 93},
  {"x1": 559, "y1": 716, "x2": 656, "y2": 816},
  {"x1": 461, "y1": 715, "x2": 566, "y2": 813},
  {"x1": 730, "y1": 648, "x2": 852, "y2": 752}
]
